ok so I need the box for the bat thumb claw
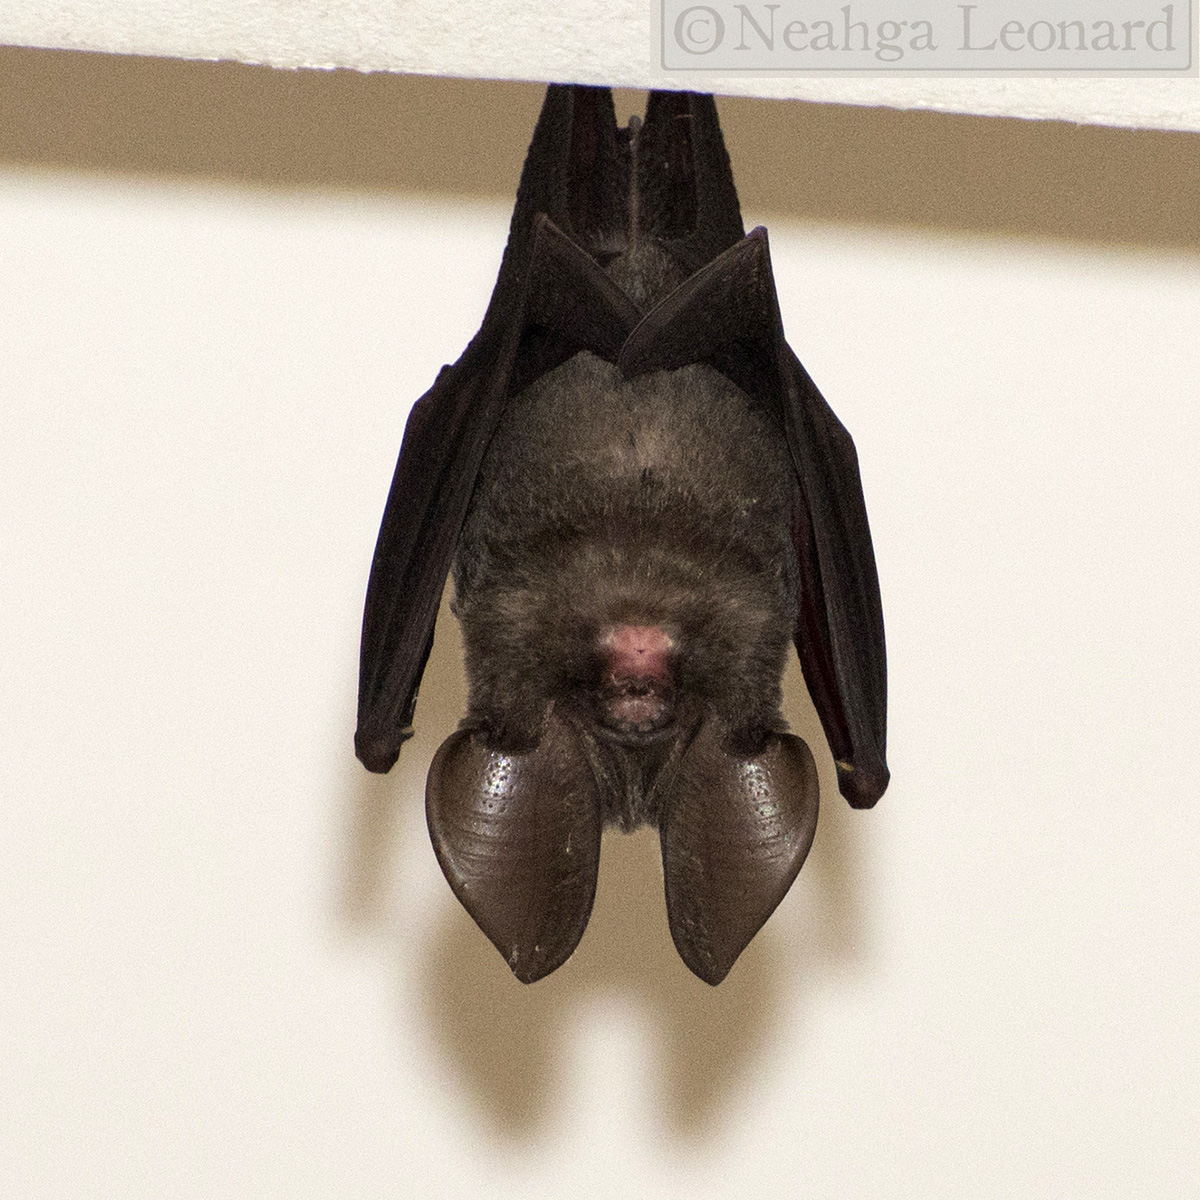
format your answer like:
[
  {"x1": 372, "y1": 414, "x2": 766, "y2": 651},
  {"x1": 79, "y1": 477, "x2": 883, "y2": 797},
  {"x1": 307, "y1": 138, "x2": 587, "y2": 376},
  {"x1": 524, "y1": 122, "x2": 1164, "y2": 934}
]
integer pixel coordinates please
[
  {"x1": 835, "y1": 758, "x2": 889, "y2": 809},
  {"x1": 355, "y1": 728, "x2": 408, "y2": 773}
]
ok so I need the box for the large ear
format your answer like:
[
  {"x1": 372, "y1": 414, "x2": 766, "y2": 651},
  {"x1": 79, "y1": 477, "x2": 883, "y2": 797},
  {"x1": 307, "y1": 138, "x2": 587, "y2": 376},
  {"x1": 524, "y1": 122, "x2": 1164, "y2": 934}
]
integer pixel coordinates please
[
  {"x1": 426, "y1": 715, "x2": 604, "y2": 983},
  {"x1": 660, "y1": 722, "x2": 819, "y2": 985},
  {"x1": 355, "y1": 207, "x2": 640, "y2": 773},
  {"x1": 619, "y1": 229, "x2": 889, "y2": 809}
]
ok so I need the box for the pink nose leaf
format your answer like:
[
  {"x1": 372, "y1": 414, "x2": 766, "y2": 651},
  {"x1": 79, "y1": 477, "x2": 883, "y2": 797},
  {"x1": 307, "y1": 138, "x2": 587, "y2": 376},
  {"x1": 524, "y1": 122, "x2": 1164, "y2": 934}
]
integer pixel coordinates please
[{"x1": 601, "y1": 625, "x2": 674, "y2": 683}]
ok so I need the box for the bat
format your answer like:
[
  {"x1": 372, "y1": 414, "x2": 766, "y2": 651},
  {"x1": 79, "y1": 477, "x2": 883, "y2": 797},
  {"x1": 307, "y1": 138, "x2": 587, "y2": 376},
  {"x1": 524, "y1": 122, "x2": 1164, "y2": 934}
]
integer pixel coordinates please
[{"x1": 355, "y1": 85, "x2": 888, "y2": 985}]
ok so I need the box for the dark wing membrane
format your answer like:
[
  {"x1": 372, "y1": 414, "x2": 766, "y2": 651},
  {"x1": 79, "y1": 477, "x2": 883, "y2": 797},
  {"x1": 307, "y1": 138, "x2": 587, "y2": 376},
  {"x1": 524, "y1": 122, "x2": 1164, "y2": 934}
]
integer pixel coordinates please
[
  {"x1": 619, "y1": 229, "x2": 889, "y2": 807},
  {"x1": 542, "y1": 86, "x2": 745, "y2": 271},
  {"x1": 781, "y1": 344, "x2": 889, "y2": 807},
  {"x1": 661, "y1": 723, "x2": 819, "y2": 985},
  {"x1": 636, "y1": 91, "x2": 746, "y2": 272},
  {"x1": 355, "y1": 213, "x2": 639, "y2": 772},
  {"x1": 356, "y1": 84, "x2": 646, "y2": 772},
  {"x1": 426, "y1": 716, "x2": 604, "y2": 983}
]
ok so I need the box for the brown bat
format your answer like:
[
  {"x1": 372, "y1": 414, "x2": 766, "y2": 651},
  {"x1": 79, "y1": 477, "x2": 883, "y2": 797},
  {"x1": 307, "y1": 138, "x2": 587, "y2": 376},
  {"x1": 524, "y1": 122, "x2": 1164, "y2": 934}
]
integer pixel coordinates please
[{"x1": 355, "y1": 85, "x2": 888, "y2": 984}]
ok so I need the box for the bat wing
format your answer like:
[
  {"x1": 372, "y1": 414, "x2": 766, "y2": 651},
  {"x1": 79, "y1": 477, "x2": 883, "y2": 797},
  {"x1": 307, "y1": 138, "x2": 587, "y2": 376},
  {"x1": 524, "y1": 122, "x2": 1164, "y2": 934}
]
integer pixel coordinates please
[
  {"x1": 632, "y1": 89, "x2": 747, "y2": 273},
  {"x1": 620, "y1": 228, "x2": 889, "y2": 808},
  {"x1": 355, "y1": 87, "x2": 643, "y2": 773}
]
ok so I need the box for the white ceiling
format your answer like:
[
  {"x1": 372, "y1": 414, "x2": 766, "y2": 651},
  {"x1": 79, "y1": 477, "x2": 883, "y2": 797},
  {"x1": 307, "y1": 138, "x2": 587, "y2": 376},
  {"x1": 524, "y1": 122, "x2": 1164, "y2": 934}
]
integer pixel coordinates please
[{"x1": 3, "y1": 0, "x2": 1200, "y2": 130}]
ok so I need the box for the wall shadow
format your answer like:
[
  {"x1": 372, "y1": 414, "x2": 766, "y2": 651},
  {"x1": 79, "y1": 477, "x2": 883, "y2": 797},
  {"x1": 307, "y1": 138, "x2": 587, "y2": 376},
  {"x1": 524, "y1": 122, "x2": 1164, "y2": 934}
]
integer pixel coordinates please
[
  {"x1": 3, "y1": 44, "x2": 1199, "y2": 250},
  {"x1": 335, "y1": 590, "x2": 470, "y2": 934}
]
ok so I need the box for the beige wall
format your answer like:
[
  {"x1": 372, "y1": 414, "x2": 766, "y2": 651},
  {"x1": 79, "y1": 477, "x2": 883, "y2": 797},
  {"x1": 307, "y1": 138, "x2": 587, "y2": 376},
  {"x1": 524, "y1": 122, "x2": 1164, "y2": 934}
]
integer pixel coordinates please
[{"x1": 3, "y1": 48, "x2": 1198, "y2": 1198}]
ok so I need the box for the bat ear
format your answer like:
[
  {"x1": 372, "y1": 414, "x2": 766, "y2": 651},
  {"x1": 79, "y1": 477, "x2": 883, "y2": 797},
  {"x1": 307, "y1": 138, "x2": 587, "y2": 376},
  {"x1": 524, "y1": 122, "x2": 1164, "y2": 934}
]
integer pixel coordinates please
[
  {"x1": 638, "y1": 91, "x2": 746, "y2": 272},
  {"x1": 426, "y1": 715, "x2": 603, "y2": 983},
  {"x1": 660, "y1": 723, "x2": 819, "y2": 985},
  {"x1": 621, "y1": 228, "x2": 890, "y2": 810}
]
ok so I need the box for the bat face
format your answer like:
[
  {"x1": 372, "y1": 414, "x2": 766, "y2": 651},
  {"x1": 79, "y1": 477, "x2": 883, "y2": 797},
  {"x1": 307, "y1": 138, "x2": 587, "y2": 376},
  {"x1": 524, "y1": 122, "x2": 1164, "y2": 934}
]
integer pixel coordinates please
[
  {"x1": 596, "y1": 623, "x2": 677, "y2": 738},
  {"x1": 356, "y1": 87, "x2": 889, "y2": 985}
]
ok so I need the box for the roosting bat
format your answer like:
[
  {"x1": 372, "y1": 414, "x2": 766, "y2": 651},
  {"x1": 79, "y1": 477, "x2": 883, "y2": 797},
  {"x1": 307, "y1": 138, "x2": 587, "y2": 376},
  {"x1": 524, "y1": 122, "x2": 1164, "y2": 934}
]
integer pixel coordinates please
[{"x1": 355, "y1": 85, "x2": 888, "y2": 985}]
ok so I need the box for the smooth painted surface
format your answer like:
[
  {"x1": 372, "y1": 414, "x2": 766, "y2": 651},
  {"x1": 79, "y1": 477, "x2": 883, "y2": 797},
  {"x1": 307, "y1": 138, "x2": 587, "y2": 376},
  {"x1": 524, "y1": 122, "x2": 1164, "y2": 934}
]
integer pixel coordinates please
[{"x1": 3, "y1": 2, "x2": 1200, "y2": 130}]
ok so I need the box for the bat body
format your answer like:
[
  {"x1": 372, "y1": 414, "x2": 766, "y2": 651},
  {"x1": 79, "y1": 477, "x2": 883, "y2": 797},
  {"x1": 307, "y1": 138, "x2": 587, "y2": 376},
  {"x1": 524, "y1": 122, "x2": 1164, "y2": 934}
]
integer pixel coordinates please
[{"x1": 356, "y1": 86, "x2": 888, "y2": 984}]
